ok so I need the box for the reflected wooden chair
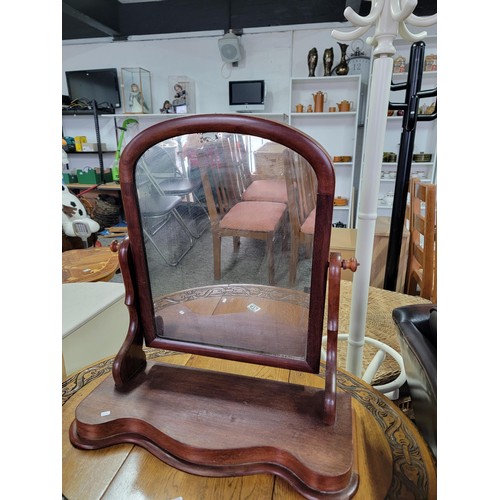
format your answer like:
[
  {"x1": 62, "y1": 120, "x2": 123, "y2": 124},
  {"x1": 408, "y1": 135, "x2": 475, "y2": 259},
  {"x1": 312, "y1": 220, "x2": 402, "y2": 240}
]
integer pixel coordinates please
[
  {"x1": 284, "y1": 150, "x2": 318, "y2": 285},
  {"x1": 198, "y1": 137, "x2": 288, "y2": 285},
  {"x1": 228, "y1": 135, "x2": 289, "y2": 204},
  {"x1": 405, "y1": 177, "x2": 437, "y2": 302}
]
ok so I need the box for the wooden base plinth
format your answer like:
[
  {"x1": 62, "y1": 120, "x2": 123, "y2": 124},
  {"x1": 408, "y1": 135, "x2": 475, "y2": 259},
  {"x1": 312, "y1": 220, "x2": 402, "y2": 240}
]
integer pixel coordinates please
[{"x1": 70, "y1": 361, "x2": 358, "y2": 499}]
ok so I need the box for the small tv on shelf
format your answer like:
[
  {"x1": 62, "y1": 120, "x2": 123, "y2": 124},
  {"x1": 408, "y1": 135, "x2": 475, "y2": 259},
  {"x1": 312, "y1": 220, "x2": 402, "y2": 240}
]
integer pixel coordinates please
[
  {"x1": 229, "y1": 80, "x2": 266, "y2": 112},
  {"x1": 66, "y1": 68, "x2": 121, "y2": 112}
]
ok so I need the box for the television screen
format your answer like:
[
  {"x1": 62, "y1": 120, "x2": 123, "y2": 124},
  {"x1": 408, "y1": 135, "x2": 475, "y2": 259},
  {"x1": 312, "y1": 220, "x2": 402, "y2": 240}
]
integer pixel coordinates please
[
  {"x1": 229, "y1": 80, "x2": 265, "y2": 112},
  {"x1": 66, "y1": 68, "x2": 121, "y2": 111}
]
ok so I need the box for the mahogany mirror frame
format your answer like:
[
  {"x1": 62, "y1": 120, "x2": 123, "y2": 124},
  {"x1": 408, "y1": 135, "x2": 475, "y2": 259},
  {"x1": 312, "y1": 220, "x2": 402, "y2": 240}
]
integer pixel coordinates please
[{"x1": 114, "y1": 114, "x2": 335, "y2": 385}]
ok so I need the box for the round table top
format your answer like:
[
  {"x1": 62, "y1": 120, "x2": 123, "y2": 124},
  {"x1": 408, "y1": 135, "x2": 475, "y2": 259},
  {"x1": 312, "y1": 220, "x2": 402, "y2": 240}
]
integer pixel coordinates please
[
  {"x1": 62, "y1": 246, "x2": 120, "y2": 284},
  {"x1": 62, "y1": 349, "x2": 437, "y2": 499}
]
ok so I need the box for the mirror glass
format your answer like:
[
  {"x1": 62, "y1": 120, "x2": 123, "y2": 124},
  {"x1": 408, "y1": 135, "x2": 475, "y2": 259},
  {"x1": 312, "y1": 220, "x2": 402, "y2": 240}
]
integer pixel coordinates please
[{"x1": 135, "y1": 132, "x2": 318, "y2": 361}]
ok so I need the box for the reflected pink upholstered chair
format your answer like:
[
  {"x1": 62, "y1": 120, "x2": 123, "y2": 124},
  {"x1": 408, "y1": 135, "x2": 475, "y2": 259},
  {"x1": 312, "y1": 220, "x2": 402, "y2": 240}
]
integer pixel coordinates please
[{"x1": 199, "y1": 136, "x2": 288, "y2": 285}]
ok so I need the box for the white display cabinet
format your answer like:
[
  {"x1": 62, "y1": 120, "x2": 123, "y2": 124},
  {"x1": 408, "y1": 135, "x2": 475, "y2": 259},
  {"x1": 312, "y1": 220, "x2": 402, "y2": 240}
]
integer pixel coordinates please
[{"x1": 289, "y1": 75, "x2": 361, "y2": 228}]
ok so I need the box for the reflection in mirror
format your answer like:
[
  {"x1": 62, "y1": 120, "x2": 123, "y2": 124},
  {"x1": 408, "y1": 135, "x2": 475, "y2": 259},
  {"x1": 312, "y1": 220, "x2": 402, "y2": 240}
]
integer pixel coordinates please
[{"x1": 135, "y1": 132, "x2": 319, "y2": 361}]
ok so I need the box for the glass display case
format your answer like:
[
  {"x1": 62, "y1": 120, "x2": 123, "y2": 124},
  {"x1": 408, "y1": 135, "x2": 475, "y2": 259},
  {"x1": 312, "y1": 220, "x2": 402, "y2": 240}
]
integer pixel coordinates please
[
  {"x1": 121, "y1": 67, "x2": 152, "y2": 114},
  {"x1": 168, "y1": 75, "x2": 195, "y2": 114}
]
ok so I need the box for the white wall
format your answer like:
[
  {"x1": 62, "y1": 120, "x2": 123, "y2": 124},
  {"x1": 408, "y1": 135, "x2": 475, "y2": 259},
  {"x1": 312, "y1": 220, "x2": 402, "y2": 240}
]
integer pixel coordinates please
[
  {"x1": 62, "y1": 22, "x2": 436, "y2": 115},
  {"x1": 62, "y1": 24, "x2": 361, "y2": 115}
]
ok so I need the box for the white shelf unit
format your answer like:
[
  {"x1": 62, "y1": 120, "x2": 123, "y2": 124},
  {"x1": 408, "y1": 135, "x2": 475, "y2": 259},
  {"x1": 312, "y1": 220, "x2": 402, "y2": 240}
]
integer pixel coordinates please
[
  {"x1": 62, "y1": 113, "x2": 118, "y2": 173},
  {"x1": 376, "y1": 38, "x2": 437, "y2": 215},
  {"x1": 289, "y1": 75, "x2": 361, "y2": 228}
]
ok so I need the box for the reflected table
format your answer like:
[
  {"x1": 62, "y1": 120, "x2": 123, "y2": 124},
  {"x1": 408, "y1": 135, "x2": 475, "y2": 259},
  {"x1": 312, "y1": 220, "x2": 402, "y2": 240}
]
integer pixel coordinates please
[
  {"x1": 154, "y1": 284, "x2": 310, "y2": 359},
  {"x1": 153, "y1": 281, "x2": 431, "y2": 384},
  {"x1": 62, "y1": 245, "x2": 119, "y2": 284},
  {"x1": 63, "y1": 350, "x2": 436, "y2": 499}
]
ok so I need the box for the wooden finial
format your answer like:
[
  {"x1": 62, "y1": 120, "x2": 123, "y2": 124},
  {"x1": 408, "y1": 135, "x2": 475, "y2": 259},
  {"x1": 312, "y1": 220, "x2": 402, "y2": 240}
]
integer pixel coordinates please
[
  {"x1": 109, "y1": 240, "x2": 120, "y2": 253},
  {"x1": 341, "y1": 257, "x2": 359, "y2": 272}
]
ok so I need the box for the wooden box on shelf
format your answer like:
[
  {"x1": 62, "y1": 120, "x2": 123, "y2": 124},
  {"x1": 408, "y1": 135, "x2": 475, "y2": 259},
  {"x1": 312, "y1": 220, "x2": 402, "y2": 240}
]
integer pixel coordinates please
[
  {"x1": 330, "y1": 216, "x2": 409, "y2": 292},
  {"x1": 253, "y1": 141, "x2": 287, "y2": 177}
]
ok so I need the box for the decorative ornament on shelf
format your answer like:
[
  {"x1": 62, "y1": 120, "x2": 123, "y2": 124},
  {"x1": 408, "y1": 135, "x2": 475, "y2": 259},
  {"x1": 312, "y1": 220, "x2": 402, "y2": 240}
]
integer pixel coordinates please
[
  {"x1": 334, "y1": 196, "x2": 349, "y2": 206},
  {"x1": 347, "y1": 39, "x2": 371, "y2": 125},
  {"x1": 334, "y1": 42, "x2": 350, "y2": 75},
  {"x1": 160, "y1": 100, "x2": 173, "y2": 114},
  {"x1": 323, "y1": 47, "x2": 334, "y2": 76},
  {"x1": 121, "y1": 67, "x2": 152, "y2": 114},
  {"x1": 333, "y1": 221, "x2": 347, "y2": 228},
  {"x1": 347, "y1": 39, "x2": 371, "y2": 85},
  {"x1": 426, "y1": 101, "x2": 436, "y2": 114},
  {"x1": 307, "y1": 47, "x2": 318, "y2": 76},
  {"x1": 337, "y1": 100, "x2": 353, "y2": 112},
  {"x1": 424, "y1": 54, "x2": 437, "y2": 71},
  {"x1": 393, "y1": 55, "x2": 407, "y2": 73},
  {"x1": 312, "y1": 90, "x2": 327, "y2": 112},
  {"x1": 168, "y1": 76, "x2": 195, "y2": 114}
]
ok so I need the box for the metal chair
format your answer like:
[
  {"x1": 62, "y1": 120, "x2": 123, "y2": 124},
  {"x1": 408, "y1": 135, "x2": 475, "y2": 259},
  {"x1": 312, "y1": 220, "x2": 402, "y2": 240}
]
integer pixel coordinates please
[
  {"x1": 139, "y1": 139, "x2": 210, "y2": 239},
  {"x1": 136, "y1": 163, "x2": 194, "y2": 266}
]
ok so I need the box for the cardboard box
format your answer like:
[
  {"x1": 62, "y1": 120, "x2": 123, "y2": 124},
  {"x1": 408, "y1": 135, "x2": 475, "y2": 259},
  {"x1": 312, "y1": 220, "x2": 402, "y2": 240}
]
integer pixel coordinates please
[
  {"x1": 253, "y1": 142, "x2": 287, "y2": 177},
  {"x1": 330, "y1": 228, "x2": 357, "y2": 282},
  {"x1": 330, "y1": 217, "x2": 409, "y2": 292}
]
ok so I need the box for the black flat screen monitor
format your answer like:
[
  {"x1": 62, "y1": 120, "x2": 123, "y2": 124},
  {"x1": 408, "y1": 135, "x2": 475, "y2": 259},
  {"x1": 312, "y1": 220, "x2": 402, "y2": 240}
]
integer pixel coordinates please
[
  {"x1": 66, "y1": 68, "x2": 121, "y2": 111},
  {"x1": 229, "y1": 80, "x2": 266, "y2": 112}
]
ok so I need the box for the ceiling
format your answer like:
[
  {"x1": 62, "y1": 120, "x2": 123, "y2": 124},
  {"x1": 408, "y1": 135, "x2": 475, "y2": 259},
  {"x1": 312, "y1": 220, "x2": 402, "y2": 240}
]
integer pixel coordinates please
[{"x1": 62, "y1": 0, "x2": 437, "y2": 41}]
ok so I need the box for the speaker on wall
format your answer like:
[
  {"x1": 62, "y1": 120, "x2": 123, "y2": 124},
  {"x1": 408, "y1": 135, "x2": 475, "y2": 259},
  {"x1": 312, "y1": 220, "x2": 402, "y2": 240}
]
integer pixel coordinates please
[{"x1": 218, "y1": 32, "x2": 242, "y2": 63}]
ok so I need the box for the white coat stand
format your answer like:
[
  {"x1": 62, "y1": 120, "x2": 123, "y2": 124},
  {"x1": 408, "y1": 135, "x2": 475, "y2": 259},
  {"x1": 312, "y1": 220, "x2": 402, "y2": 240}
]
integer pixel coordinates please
[{"x1": 331, "y1": 0, "x2": 436, "y2": 397}]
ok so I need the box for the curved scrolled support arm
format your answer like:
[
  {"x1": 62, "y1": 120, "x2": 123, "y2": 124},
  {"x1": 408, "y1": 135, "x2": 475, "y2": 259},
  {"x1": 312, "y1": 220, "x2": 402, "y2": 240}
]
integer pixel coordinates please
[
  {"x1": 407, "y1": 12, "x2": 438, "y2": 27},
  {"x1": 391, "y1": 0, "x2": 418, "y2": 22},
  {"x1": 332, "y1": 0, "x2": 383, "y2": 41},
  {"x1": 399, "y1": 21, "x2": 428, "y2": 42},
  {"x1": 332, "y1": 0, "x2": 436, "y2": 55},
  {"x1": 332, "y1": 25, "x2": 372, "y2": 41},
  {"x1": 344, "y1": 1, "x2": 384, "y2": 26}
]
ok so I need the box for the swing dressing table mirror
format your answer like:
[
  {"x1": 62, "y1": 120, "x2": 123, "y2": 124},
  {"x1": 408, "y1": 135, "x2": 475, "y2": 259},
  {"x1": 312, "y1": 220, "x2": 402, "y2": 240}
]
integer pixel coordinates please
[{"x1": 69, "y1": 114, "x2": 359, "y2": 499}]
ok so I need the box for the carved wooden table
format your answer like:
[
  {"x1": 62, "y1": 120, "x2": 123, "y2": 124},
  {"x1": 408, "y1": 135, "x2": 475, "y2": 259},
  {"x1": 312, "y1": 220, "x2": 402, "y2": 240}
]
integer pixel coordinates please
[{"x1": 62, "y1": 350, "x2": 437, "y2": 499}]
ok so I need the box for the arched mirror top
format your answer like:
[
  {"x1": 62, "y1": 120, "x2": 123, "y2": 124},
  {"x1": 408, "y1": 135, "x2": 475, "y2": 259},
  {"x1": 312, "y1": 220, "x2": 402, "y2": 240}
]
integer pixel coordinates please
[{"x1": 118, "y1": 114, "x2": 335, "y2": 373}]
